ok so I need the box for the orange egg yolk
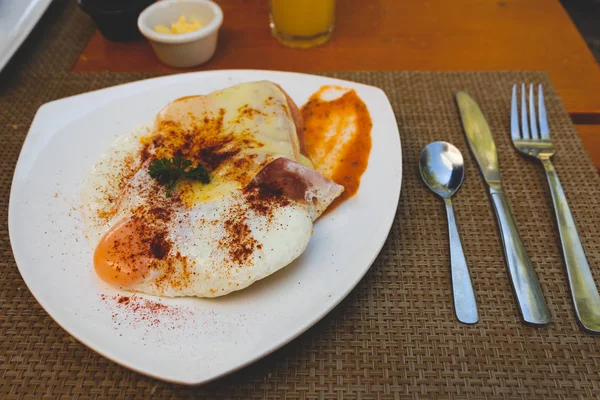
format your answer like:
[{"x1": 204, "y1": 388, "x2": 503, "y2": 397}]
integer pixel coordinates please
[{"x1": 93, "y1": 217, "x2": 154, "y2": 288}]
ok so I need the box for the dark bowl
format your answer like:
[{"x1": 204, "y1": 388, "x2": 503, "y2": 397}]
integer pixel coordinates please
[{"x1": 78, "y1": 0, "x2": 156, "y2": 42}]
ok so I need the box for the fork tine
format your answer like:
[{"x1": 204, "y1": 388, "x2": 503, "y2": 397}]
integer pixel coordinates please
[
  {"x1": 529, "y1": 84, "x2": 539, "y2": 139},
  {"x1": 520, "y1": 84, "x2": 530, "y2": 139},
  {"x1": 511, "y1": 84, "x2": 520, "y2": 141},
  {"x1": 538, "y1": 84, "x2": 550, "y2": 140}
]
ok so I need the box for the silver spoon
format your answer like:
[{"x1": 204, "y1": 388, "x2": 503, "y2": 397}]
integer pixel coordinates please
[{"x1": 419, "y1": 141, "x2": 478, "y2": 324}]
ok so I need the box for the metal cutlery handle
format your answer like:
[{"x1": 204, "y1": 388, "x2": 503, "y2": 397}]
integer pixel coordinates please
[
  {"x1": 444, "y1": 198, "x2": 478, "y2": 324},
  {"x1": 489, "y1": 187, "x2": 551, "y2": 325},
  {"x1": 542, "y1": 159, "x2": 600, "y2": 332}
]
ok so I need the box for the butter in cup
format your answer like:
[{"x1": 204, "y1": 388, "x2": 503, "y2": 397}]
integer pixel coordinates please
[{"x1": 138, "y1": 0, "x2": 223, "y2": 68}]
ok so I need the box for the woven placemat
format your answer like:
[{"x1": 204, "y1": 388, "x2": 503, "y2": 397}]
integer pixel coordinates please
[{"x1": 2, "y1": 1, "x2": 600, "y2": 399}]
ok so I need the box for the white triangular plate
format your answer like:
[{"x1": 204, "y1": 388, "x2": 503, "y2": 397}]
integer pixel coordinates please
[{"x1": 9, "y1": 70, "x2": 402, "y2": 385}]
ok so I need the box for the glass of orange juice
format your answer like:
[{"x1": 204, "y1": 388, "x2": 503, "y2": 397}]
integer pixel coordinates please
[{"x1": 269, "y1": 0, "x2": 335, "y2": 48}]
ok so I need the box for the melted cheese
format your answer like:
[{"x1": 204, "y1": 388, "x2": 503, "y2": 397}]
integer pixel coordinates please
[{"x1": 144, "y1": 81, "x2": 312, "y2": 207}]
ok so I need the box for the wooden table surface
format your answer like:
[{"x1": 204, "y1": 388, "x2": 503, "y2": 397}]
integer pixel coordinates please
[{"x1": 74, "y1": 0, "x2": 600, "y2": 169}]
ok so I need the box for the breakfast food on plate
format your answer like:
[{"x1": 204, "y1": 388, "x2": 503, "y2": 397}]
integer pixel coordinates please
[{"x1": 81, "y1": 81, "x2": 344, "y2": 298}]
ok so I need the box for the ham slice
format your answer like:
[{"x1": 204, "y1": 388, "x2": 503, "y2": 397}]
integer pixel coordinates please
[
  {"x1": 275, "y1": 84, "x2": 307, "y2": 155},
  {"x1": 249, "y1": 85, "x2": 342, "y2": 220},
  {"x1": 251, "y1": 157, "x2": 344, "y2": 220}
]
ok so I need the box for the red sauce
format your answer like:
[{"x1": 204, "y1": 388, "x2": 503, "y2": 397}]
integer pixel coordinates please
[{"x1": 301, "y1": 86, "x2": 373, "y2": 213}]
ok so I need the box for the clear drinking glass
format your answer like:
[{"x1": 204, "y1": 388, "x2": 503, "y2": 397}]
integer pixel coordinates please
[{"x1": 269, "y1": 0, "x2": 335, "y2": 48}]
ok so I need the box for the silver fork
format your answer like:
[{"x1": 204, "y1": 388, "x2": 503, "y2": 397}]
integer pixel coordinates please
[{"x1": 511, "y1": 84, "x2": 600, "y2": 333}]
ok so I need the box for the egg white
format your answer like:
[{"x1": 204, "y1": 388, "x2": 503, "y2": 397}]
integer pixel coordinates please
[{"x1": 82, "y1": 133, "x2": 315, "y2": 298}]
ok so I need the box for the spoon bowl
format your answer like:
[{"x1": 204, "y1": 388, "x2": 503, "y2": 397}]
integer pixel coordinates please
[{"x1": 419, "y1": 141, "x2": 465, "y2": 198}]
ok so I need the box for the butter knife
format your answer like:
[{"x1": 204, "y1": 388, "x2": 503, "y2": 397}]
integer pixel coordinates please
[{"x1": 455, "y1": 91, "x2": 551, "y2": 325}]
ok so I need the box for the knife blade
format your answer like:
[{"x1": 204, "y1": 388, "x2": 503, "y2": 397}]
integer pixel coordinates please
[{"x1": 455, "y1": 91, "x2": 551, "y2": 325}]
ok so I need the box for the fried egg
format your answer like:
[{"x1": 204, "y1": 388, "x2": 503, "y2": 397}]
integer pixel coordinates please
[{"x1": 81, "y1": 81, "x2": 343, "y2": 297}]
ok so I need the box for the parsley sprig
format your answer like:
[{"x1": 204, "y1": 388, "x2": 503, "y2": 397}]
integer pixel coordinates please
[{"x1": 148, "y1": 157, "x2": 210, "y2": 197}]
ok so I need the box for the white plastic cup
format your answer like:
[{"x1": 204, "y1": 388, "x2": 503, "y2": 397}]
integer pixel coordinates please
[{"x1": 138, "y1": 0, "x2": 223, "y2": 68}]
